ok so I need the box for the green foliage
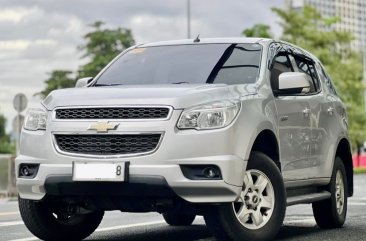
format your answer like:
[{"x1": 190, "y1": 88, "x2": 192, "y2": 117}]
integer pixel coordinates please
[
  {"x1": 0, "y1": 115, "x2": 7, "y2": 138},
  {"x1": 38, "y1": 21, "x2": 135, "y2": 98},
  {"x1": 271, "y1": 6, "x2": 353, "y2": 56},
  {"x1": 354, "y1": 167, "x2": 366, "y2": 174},
  {"x1": 36, "y1": 70, "x2": 75, "y2": 98},
  {"x1": 78, "y1": 21, "x2": 135, "y2": 78},
  {"x1": 0, "y1": 141, "x2": 15, "y2": 154},
  {"x1": 242, "y1": 24, "x2": 273, "y2": 38},
  {"x1": 271, "y1": 5, "x2": 366, "y2": 149},
  {"x1": 0, "y1": 114, "x2": 14, "y2": 154}
]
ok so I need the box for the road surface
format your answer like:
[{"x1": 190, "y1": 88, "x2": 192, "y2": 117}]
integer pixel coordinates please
[{"x1": 1, "y1": 174, "x2": 366, "y2": 241}]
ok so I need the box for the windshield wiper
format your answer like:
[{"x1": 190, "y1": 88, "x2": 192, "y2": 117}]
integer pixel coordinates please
[
  {"x1": 171, "y1": 82, "x2": 190, "y2": 84},
  {"x1": 94, "y1": 83, "x2": 123, "y2": 87}
]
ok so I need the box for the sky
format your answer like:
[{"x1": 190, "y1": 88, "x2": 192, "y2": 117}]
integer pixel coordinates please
[{"x1": 0, "y1": 0, "x2": 283, "y2": 132}]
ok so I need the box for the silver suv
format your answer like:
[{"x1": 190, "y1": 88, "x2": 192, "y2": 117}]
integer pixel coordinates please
[{"x1": 16, "y1": 38, "x2": 353, "y2": 241}]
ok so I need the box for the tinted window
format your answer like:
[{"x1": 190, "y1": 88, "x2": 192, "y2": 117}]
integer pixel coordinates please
[
  {"x1": 270, "y1": 54, "x2": 293, "y2": 90},
  {"x1": 293, "y1": 56, "x2": 321, "y2": 93},
  {"x1": 316, "y1": 63, "x2": 337, "y2": 95},
  {"x1": 95, "y1": 44, "x2": 262, "y2": 86},
  {"x1": 211, "y1": 44, "x2": 261, "y2": 85}
]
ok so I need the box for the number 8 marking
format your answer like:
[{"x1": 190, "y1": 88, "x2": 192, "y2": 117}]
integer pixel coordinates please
[{"x1": 116, "y1": 165, "x2": 122, "y2": 176}]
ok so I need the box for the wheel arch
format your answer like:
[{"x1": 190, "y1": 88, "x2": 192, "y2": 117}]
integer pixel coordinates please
[
  {"x1": 336, "y1": 138, "x2": 353, "y2": 197},
  {"x1": 250, "y1": 129, "x2": 280, "y2": 171}
]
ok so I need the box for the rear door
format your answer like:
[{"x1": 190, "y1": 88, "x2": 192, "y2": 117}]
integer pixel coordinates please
[{"x1": 310, "y1": 61, "x2": 344, "y2": 178}]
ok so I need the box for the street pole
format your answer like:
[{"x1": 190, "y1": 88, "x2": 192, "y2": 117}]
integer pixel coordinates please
[
  {"x1": 16, "y1": 111, "x2": 21, "y2": 156},
  {"x1": 187, "y1": 0, "x2": 191, "y2": 38},
  {"x1": 13, "y1": 93, "x2": 27, "y2": 155}
]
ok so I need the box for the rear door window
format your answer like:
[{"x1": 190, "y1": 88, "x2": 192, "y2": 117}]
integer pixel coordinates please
[{"x1": 292, "y1": 56, "x2": 321, "y2": 94}]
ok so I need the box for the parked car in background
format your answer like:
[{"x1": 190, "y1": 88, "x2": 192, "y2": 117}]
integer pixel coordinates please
[
  {"x1": 353, "y1": 145, "x2": 366, "y2": 168},
  {"x1": 16, "y1": 38, "x2": 353, "y2": 241}
]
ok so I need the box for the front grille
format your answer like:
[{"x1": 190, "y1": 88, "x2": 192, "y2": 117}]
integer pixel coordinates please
[
  {"x1": 55, "y1": 134, "x2": 161, "y2": 156},
  {"x1": 55, "y1": 107, "x2": 170, "y2": 119}
]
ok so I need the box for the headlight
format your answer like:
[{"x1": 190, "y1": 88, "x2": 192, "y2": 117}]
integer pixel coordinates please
[
  {"x1": 177, "y1": 100, "x2": 240, "y2": 130},
  {"x1": 24, "y1": 108, "x2": 47, "y2": 131}
]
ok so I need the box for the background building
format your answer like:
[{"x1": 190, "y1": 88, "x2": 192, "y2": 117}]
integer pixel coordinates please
[
  {"x1": 286, "y1": 0, "x2": 366, "y2": 109},
  {"x1": 285, "y1": 0, "x2": 366, "y2": 51}
]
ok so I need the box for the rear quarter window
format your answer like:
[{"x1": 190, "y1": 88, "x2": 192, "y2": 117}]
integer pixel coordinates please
[{"x1": 316, "y1": 62, "x2": 337, "y2": 95}]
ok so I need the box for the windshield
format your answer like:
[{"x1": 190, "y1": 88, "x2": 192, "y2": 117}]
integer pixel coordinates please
[{"x1": 95, "y1": 43, "x2": 262, "y2": 86}]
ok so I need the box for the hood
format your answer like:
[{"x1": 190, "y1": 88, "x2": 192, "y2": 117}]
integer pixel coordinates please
[{"x1": 43, "y1": 84, "x2": 256, "y2": 110}]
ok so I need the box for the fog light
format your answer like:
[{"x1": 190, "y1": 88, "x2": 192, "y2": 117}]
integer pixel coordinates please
[
  {"x1": 21, "y1": 166, "x2": 30, "y2": 176},
  {"x1": 19, "y1": 164, "x2": 39, "y2": 178},
  {"x1": 180, "y1": 165, "x2": 222, "y2": 180},
  {"x1": 203, "y1": 167, "x2": 219, "y2": 178}
]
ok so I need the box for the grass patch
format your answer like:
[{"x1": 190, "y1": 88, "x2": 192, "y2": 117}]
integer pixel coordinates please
[{"x1": 353, "y1": 167, "x2": 366, "y2": 174}]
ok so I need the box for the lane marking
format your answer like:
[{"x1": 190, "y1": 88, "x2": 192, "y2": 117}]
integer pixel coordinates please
[
  {"x1": 0, "y1": 221, "x2": 24, "y2": 227},
  {"x1": 7, "y1": 220, "x2": 166, "y2": 241},
  {"x1": 1, "y1": 218, "x2": 166, "y2": 230},
  {"x1": 0, "y1": 211, "x2": 20, "y2": 216},
  {"x1": 96, "y1": 220, "x2": 166, "y2": 232},
  {"x1": 8, "y1": 238, "x2": 37, "y2": 241},
  {"x1": 350, "y1": 197, "x2": 366, "y2": 200},
  {"x1": 284, "y1": 218, "x2": 316, "y2": 226},
  {"x1": 349, "y1": 202, "x2": 366, "y2": 206}
]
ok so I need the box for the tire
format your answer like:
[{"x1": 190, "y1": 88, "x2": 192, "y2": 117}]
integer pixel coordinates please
[
  {"x1": 19, "y1": 197, "x2": 104, "y2": 241},
  {"x1": 163, "y1": 211, "x2": 196, "y2": 226},
  {"x1": 204, "y1": 151, "x2": 286, "y2": 241},
  {"x1": 312, "y1": 156, "x2": 348, "y2": 229}
]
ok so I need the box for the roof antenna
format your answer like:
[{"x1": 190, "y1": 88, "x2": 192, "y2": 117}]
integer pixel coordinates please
[{"x1": 193, "y1": 34, "x2": 200, "y2": 43}]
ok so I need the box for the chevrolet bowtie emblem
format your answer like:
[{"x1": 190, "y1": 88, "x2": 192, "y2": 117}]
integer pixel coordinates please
[{"x1": 87, "y1": 122, "x2": 119, "y2": 133}]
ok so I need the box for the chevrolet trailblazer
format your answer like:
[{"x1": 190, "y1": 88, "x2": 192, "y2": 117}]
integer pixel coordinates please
[{"x1": 16, "y1": 38, "x2": 353, "y2": 241}]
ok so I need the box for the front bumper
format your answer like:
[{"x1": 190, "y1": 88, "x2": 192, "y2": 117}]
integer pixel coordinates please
[
  {"x1": 16, "y1": 109, "x2": 248, "y2": 203},
  {"x1": 16, "y1": 155, "x2": 244, "y2": 202}
]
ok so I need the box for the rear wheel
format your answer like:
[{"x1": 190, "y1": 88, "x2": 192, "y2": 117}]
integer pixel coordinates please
[
  {"x1": 312, "y1": 157, "x2": 348, "y2": 228},
  {"x1": 163, "y1": 211, "x2": 196, "y2": 226},
  {"x1": 19, "y1": 197, "x2": 104, "y2": 241},
  {"x1": 204, "y1": 151, "x2": 286, "y2": 241}
]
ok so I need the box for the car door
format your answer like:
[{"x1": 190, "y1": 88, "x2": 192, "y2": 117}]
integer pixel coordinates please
[
  {"x1": 289, "y1": 53, "x2": 330, "y2": 179},
  {"x1": 270, "y1": 51, "x2": 312, "y2": 181},
  {"x1": 308, "y1": 61, "x2": 344, "y2": 178}
]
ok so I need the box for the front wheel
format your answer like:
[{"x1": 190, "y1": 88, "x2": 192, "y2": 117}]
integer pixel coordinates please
[
  {"x1": 19, "y1": 197, "x2": 104, "y2": 241},
  {"x1": 204, "y1": 151, "x2": 286, "y2": 241},
  {"x1": 312, "y1": 157, "x2": 348, "y2": 228},
  {"x1": 163, "y1": 211, "x2": 196, "y2": 226}
]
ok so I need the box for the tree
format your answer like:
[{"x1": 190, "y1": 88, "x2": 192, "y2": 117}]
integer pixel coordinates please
[
  {"x1": 0, "y1": 115, "x2": 7, "y2": 139},
  {"x1": 78, "y1": 21, "x2": 135, "y2": 78},
  {"x1": 36, "y1": 70, "x2": 75, "y2": 98},
  {"x1": 271, "y1": 6, "x2": 353, "y2": 60},
  {"x1": 271, "y1": 5, "x2": 365, "y2": 148},
  {"x1": 242, "y1": 24, "x2": 273, "y2": 38},
  {"x1": 0, "y1": 113, "x2": 14, "y2": 154},
  {"x1": 38, "y1": 21, "x2": 135, "y2": 98}
]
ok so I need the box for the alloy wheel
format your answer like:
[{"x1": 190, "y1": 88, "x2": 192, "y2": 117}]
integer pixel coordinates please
[
  {"x1": 335, "y1": 170, "x2": 345, "y2": 215},
  {"x1": 232, "y1": 169, "x2": 275, "y2": 230}
]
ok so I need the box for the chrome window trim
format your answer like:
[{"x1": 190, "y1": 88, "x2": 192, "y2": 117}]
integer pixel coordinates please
[
  {"x1": 52, "y1": 105, "x2": 174, "y2": 122},
  {"x1": 52, "y1": 131, "x2": 165, "y2": 159}
]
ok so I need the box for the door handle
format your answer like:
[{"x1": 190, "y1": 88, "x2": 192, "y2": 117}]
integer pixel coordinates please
[
  {"x1": 302, "y1": 108, "x2": 310, "y2": 117},
  {"x1": 327, "y1": 107, "x2": 334, "y2": 116}
]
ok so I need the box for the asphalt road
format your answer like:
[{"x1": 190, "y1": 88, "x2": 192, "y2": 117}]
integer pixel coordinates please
[{"x1": 1, "y1": 174, "x2": 366, "y2": 241}]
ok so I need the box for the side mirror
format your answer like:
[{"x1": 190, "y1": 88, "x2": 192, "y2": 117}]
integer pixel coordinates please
[
  {"x1": 277, "y1": 72, "x2": 310, "y2": 95},
  {"x1": 75, "y1": 77, "x2": 93, "y2": 88}
]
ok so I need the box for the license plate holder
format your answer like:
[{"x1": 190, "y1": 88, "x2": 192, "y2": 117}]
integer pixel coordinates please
[{"x1": 72, "y1": 162, "x2": 125, "y2": 182}]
